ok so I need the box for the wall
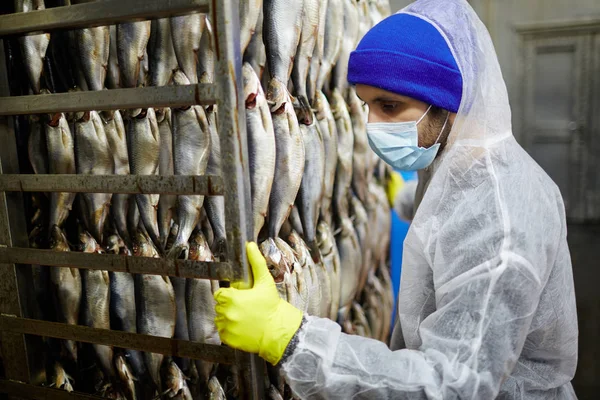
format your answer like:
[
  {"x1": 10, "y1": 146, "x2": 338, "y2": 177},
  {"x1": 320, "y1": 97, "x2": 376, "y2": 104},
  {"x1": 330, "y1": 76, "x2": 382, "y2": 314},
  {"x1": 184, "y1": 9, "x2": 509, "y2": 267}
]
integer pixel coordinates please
[{"x1": 389, "y1": 0, "x2": 412, "y2": 13}]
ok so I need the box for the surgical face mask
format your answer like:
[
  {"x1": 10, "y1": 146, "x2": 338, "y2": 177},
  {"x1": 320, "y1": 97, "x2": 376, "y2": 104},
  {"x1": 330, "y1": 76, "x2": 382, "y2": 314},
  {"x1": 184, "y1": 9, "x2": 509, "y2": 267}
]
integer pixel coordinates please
[{"x1": 366, "y1": 105, "x2": 449, "y2": 171}]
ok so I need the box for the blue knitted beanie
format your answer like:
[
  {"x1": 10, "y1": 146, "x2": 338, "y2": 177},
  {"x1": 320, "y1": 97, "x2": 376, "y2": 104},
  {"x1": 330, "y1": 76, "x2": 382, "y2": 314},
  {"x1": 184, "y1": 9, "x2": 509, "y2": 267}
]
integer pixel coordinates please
[{"x1": 348, "y1": 13, "x2": 463, "y2": 113}]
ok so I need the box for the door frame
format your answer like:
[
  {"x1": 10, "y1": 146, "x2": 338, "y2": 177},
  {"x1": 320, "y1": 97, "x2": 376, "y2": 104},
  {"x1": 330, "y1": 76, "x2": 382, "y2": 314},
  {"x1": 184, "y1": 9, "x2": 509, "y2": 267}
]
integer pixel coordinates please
[{"x1": 516, "y1": 20, "x2": 599, "y2": 222}]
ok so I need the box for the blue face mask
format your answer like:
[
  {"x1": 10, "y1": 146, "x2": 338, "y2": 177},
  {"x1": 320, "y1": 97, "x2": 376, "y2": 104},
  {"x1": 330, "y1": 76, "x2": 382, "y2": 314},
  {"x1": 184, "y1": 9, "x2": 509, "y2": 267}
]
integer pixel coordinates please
[{"x1": 366, "y1": 105, "x2": 449, "y2": 171}]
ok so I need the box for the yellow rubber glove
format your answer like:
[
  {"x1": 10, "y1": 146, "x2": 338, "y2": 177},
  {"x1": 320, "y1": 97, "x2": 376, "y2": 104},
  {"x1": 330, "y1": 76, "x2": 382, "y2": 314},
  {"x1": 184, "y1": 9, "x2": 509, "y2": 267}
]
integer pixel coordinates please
[
  {"x1": 214, "y1": 242, "x2": 303, "y2": 365},
  {"x1": 386, "y1": 170, "x2": 405, "y2": 206}
]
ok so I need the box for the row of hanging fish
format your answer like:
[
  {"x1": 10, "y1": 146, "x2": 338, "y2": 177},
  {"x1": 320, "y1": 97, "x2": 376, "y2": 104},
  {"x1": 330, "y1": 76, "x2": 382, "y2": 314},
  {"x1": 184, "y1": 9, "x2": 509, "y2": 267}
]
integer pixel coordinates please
[{"x1": 13, "y1": 0, "x2": 394, "y2": 399}]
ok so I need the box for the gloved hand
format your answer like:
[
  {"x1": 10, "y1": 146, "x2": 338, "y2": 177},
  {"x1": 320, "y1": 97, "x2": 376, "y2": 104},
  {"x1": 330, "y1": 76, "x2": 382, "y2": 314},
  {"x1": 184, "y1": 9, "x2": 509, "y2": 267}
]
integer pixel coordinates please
[
  {"x1": 386, "y1": 170, "x2": 405, "y2": 206},
  {"x1": 214, "y1": 242, "x2": 303, "y2": 365}
]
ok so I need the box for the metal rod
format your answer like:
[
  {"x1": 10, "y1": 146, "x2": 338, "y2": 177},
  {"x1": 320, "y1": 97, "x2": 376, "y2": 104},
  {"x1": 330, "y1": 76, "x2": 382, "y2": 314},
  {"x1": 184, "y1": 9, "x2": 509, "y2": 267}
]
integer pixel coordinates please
[
  {"x1": 0, "y1": 174, "x2": 223, "y2": 195},
  {"x1": 0, "y1": 38, "x2": 32, "y2": 386},
  {"x1": 0, "y1": 248, "x2": 238, "y2": 281},
  {"x1": 0, "y1": 380, "x2": 105, "y2": 400},
  {"x1": 213, "y1": 0, "x2": 265, "y2": 398},
  {"x1": 0, "y1": 0, "x2": 209, "y2": 37},
  {"x1": 0, "y1": 84, "x2": 215, "y2": 116},
  {"x1": 0, "y1": 315, "x2": 248, "y2": 365}
]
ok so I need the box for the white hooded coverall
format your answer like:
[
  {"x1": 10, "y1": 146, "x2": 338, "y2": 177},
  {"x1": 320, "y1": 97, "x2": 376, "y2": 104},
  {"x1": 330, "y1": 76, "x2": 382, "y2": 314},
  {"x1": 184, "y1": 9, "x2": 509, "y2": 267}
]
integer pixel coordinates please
[{"x1": 280, "y1": 0, "x2": 579, "y2": 398}]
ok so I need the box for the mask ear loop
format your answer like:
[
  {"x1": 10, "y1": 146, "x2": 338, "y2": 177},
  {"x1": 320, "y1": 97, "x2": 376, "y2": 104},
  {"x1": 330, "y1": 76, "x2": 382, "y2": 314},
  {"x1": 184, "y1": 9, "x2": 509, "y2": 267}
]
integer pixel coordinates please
[
  {"x1": 416, "y1": 105, "x2": 433, "y2": 125},
  {"x1": 433, "y1": 111, "x2": 450, "y2": 145}
]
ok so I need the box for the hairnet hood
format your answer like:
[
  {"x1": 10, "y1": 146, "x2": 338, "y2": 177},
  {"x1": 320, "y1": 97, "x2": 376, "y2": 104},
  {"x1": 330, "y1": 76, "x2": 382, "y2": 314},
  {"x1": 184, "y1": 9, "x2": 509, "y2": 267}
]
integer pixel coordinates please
[{"x1": 402, "y1": 0, "x2": 512, "y2": 146}]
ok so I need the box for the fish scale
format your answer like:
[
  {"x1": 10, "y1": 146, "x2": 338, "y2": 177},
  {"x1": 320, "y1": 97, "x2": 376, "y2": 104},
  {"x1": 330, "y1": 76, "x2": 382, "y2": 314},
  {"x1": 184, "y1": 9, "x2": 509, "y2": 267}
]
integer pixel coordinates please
[
  {"x1": 45, "y1": 113, "x2": 76, "y2": 229},
  {"x1": 170, "y1": 14, "x2": 204, "y2": 85},
  {"x1": 204, "y1": 106, "x2": 227, "y2": 257},
  {"x1": 316, "y1": 0, "x2": 344, "y2": 94},
  {"x1": 74, "y1": 111, "x2": 113, "y2": 244},
  {"x1": 263, "y1": 0, "x2": 304, "y2": 90},
  {"x1": 126, "y1": 108, "x2": 161, "y2": 250},
  {"x1": 187, "y1": 231, "x2": 220, "y2": 385},
  {"x1": 117, "y1": 21, "x2": 151, "y2": 88},
  {"x1": 239, "y1": 0, "x2": 263, "y2": 54},
  {"x1": 134, "y1": 230, "x2": 176, "y2": 390},
  {"x1": 243, "y1": 63, "x2": 277, "y2": 241},
  {"x1": 267, "y1": 80, "x2": 305, "y2": 239},
  {"x1": 315, "y1": 91, "x2": 338, "y2": 226},
  {"x1": 148, "y1": 18, "x2": 178, "y2": 87},
  {"x1": 296, "y1": 118, "x2": 326, "y2": 261},
  {"x1": 49, "y1": 226, "x2": 81, "y2": 364},
  {"x1": 168, "y1": 72, "x2": 211, "y2": 259},
  {"x1": 102, "y1": 110, "x2": 131, "y2": 245},
  {"x1": 79, "y1": 229, "x2": 114, "y2": 379},
  {"x1": 16, "y1": 0, "x2": 50, "y2": 94},
  {"x1": 317, "y1": 220, "x2": 341, "y2": 320},
  {"x1": 292, "y1": 0, "x2": 321, "y2": 124},
  {"x1": 74, "y1": 25, "x2": 109, "y2": 91},
  {"x1": 156, "y1": 108, "x2": 176, "y2": 250}
]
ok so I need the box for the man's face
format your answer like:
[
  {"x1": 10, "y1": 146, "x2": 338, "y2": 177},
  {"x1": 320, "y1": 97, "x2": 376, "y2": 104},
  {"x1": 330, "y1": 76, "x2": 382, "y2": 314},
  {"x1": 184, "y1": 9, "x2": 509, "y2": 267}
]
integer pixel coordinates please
[{"x1": 355, "y1": 84, "x2": 454, "y2": 150}]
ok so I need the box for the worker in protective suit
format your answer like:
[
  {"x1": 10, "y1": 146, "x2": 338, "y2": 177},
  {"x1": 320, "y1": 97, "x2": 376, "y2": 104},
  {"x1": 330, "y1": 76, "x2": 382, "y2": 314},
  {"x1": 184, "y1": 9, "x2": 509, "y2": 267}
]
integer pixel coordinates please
[{"x1": 214, "y1": 0, "x2": 579, "y2": 398}]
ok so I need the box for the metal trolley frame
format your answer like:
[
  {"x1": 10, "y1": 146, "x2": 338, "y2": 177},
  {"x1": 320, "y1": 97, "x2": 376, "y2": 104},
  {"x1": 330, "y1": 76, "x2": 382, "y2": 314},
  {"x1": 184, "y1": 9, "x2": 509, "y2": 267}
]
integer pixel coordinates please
[{"x1": 0, "y1": 0, "x2": 265, "y2": 398}]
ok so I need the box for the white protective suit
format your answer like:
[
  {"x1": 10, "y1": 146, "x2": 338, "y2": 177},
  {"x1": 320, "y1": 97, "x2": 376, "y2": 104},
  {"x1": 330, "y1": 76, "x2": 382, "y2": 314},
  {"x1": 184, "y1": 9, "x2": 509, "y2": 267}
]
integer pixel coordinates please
[{"x1": 281, "y1": 0, "x2": 579, "y2": 398}]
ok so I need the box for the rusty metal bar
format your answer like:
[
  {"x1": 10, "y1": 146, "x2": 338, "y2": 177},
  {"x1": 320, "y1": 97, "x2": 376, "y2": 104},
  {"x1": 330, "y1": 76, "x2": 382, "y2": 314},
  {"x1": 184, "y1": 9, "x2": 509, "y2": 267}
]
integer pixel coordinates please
[
  {"x1": 0, "y1": 38, "x2": 32, "y2": 388},
  {"x1": 0, "y1": 315, "x2": 248, "y2": 365},
  {"x1": 0, "y1": 0, "x2": 209, "y2": 37},
  {"x1": 212, "y1": 0, "x2": 265, "y2": 398},
  {"x1": 0, "y1": 380, "x2": 105, "y2": 400},
  {"x1": 0, "y1": 248, "x2": 238, "y2": 281},
  {"x1": 0, "y1": 84, "x2": 215, "y2": 116},
  {"x1": 0, "y1": 174, "x2": 223, "y2": 195}
]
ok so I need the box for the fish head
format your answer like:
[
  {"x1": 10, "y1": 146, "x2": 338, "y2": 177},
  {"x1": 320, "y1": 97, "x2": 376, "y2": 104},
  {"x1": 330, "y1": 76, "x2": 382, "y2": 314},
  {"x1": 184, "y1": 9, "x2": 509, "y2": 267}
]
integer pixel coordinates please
[
  {"x1": 188, "y1": 231, "x2": 214, "y2": 262},
  {"x1": 259, "y1": 238, "x2": 289, "y2": 283},
  {"x1": 266, "y1": 78, "x2": 290, "y2": 114},
  {"x1": 115, "y1": 355, "x2": 136, "y2": 393},
  {"x1": 173, "y1": 70, "x2": 191, "y2": 86},
  {"x1": 316, "y1": 221, "x2": 333, "y2": 252},
  {"x1": 208, "y1": 377, "x2": 226, "y2": 399},
  {"x1": 132, "y1": 229, "x2": 159, "y2": 258},
  {"x1": 78, "y1": 225, "x2": 103, "y2": 253},
  {"x1": 29, "y1": 224, "x2": 46, "y2": 249},
  {"x1": 49, "y1": 225, "x2": 70, "y2": 252},
  {"x1": 243, "y1": 62, "x2": 262, "y2": 110},
  {"x1": 274, "y1": 238, "x2": 302, "y2": 274},
  {"x1": 163, "y1": 361, "x2": 192, "y2": 399},
  {"x1": 105, "y1": 234, "x2": 120, "y2": 254},
  {"x1": 53, "y1": 363, "x2": 74, "y2": 392},
  {"x1": 313, "y1": 90, "x2": 329, "y2": 121},
  {"x1": 155, "y1": 107, "x2": 168, "y2": 124},
  {"x1": 286, "y1": 230, "x2": 308, "y2": 264}
]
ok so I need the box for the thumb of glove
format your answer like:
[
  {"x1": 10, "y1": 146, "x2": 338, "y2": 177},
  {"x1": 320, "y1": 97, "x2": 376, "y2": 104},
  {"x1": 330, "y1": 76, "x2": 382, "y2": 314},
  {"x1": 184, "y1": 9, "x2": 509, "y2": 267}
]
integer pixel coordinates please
[
  {"x1": 246, "y1": 242, "x2": 272, "y2": 287},
  {"x1": 231, "y1": 242, "x2": 272, "y2": 290}
]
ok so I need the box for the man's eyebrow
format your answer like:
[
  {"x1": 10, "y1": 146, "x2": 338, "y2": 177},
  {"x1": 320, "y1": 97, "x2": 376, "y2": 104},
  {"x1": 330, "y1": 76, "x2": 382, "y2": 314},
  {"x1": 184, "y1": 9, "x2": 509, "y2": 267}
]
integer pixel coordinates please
[{"x1": 372, "y1": 96, "x2": 405, "y2": 103}]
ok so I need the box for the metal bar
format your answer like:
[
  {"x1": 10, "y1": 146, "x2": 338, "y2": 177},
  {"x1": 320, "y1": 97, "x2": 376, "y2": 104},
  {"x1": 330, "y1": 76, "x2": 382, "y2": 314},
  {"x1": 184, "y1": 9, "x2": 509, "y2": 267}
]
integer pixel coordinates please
[
  {"x1": 0, "y1": 84, "x2": 215, "y2": 116},
  {"x1": 0, "y1": 0, "x2": 209, "y2": 37},
  {"x1": 0, "y1": 38, "x2": 31, "y2": 388},
  {"x1": 0, "y1": 316, "x2": 248, "y2": 365},
  {"x1": 212, "y1": 0, "x2": 265, "y2": 398},
  {"x1": 0, "y1": 174, "x2": 223, "y2": 195},
  {"x1": 0, "y1": 248, "x2": 237, "y2": 281},
  {"x1": 0, "y1": 380, "x2": 105, "y2": 400}
]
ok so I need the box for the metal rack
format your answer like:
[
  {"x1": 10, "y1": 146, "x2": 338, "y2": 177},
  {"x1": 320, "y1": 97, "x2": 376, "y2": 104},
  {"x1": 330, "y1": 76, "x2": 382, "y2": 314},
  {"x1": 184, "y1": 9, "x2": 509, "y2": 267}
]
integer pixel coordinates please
[{"x1": 0, "y1": 0, "x2": 264, "y2": 398}]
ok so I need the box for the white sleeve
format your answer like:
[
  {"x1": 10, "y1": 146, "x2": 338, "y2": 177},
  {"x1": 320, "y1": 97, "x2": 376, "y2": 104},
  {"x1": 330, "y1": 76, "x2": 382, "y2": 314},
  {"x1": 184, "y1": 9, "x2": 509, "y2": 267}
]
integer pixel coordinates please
[{"x1": 281, "y1": 212, "x2": 559, "y2": 399}]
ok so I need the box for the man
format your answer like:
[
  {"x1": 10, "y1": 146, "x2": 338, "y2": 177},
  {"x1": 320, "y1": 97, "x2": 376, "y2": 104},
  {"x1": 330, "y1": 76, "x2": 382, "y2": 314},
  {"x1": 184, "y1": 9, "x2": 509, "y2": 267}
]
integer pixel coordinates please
[{"x1": 214, "y1": 0, "x2": 579, "y2": 398}]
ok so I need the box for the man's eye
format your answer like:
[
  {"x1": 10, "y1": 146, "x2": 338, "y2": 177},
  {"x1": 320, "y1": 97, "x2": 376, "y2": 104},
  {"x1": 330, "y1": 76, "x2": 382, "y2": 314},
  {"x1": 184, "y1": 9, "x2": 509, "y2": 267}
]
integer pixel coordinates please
[{"x1": 381, "y1": 103, "x2": 398, "y2": 112}]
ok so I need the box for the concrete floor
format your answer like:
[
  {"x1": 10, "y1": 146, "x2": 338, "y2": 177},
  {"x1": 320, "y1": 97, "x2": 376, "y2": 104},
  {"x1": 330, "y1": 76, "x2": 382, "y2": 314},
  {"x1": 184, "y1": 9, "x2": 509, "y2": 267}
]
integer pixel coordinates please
[{"x1": 568, "y1": 224, "x2": 600, "y2": 399}]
